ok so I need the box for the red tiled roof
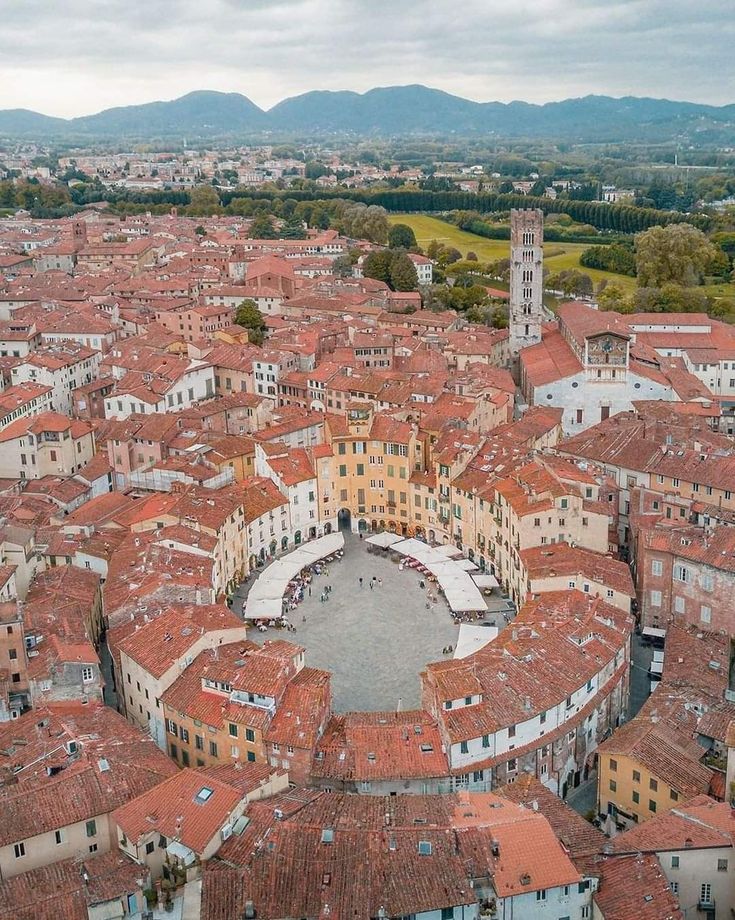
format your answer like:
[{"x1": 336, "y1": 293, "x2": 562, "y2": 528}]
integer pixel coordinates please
[
  {"x1": 597, "y1": 718, "x2": 713, "y2": 799},
  {"x1": 0, "y1": 852, "x2": 146, "y2": 920},
  {"x1": 521, "y1": 543, "x2": 634, "y2": 597},
  {"x1": 117, "y1": 604, "x2": 245, "y2": 678},
  {"x1": 202, "y1": 789, "x2": 581, "y2": 919},
  {"x1": 112, "y1": 767, "x2": 243, "y2": 854},
  {"x1": 610, "y1": 795, "x2": 733, "y2": 853},
  {"x1": 495, "y1": 774, "x2": 605, "y2": 871},
  {"x1": 521, "y1": 328, "x2": 582, "y2": 387},
  {"x1": 0, "y1": 702, "x2": 177, "y2": 847},
  {"x1": 593, "y1": 853, "x2": 683, "y2": 919},
  {"x1": 313, "y1": 710, "x2": 449, "y2": 782}
]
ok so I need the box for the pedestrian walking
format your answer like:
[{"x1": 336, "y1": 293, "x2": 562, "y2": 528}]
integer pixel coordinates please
[
  {"x1": 359, "y1": 577, "x2": 363, "y2": 588},
  {"x1": 308, "y1": 586, "x2": 311, "y2": 597},
  {"x1": 370, "y1": 581, "x2": 373, "y2": 590}
]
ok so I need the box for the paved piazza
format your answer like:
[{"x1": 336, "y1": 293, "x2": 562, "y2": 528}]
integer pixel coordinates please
[{"x1": 248, "y1": 531, "x2": 462, "y2": 712}]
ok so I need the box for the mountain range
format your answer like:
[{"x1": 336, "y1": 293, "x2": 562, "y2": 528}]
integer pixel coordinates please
[{"x1": 2, "y1": 86, "x2": 735, "y2": 142}]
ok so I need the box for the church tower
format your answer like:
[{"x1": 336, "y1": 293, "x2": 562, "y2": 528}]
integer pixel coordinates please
[{"x1": 509, "y1": 208, "x2": 544, "y2": 359}]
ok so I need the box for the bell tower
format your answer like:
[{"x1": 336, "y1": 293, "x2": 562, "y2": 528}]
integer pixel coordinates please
[{"x1": 508, "y1": 208, "x2": 544, "y2": 361}]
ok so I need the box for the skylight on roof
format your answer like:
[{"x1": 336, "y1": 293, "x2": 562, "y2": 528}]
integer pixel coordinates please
[{"x1": 194, "y1": 786, "x2": 214, "y2": 804}]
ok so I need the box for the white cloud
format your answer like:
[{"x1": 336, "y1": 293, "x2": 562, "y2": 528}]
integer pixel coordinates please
[{"x1": 0, "y1": 0, "x2": 732, "y2": 117}]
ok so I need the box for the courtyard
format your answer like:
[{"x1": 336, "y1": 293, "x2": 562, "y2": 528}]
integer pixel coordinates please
[{"x1": 243, "y1": 530, "x2": 468, "y2": 711}]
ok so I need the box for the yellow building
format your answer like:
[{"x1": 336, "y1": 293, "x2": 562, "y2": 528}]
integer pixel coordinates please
[
  {"x1": 158, "y1": 639, "x2": 315, "y2": 774},
  {"x1": 597, "y1": 718, "x2": 713, "y2": 831},
  {"x1": 325, "y1": 404, "x2": 418, "y2": 534}
]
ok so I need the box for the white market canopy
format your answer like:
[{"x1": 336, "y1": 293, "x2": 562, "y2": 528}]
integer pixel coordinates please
[
  {"x1": 389, "y1": 537, "x2": 487, "y2": 613},
  {"x1": 436, "y1": 544, "x2": 464, "y2": 559},
  {"x1": 245, "y1": 532, "x2": 344, "y2": 621},
  {"x1": 454, "y1": 624, "x2": 499, "y2": 659},
  {"x1": 455, "y1": 558, "x2": 479, "y2": 571},
  {"x1": 365, "y1": 532, "x2": 404, "y2": 549},
  {"x1": 471, "y1": 573, "x2": 499, "y2": 589}
]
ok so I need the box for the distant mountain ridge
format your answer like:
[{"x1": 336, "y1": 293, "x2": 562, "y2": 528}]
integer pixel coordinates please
[{"x1": 1, "y1": 86, "x2": 735, "y2": 141}]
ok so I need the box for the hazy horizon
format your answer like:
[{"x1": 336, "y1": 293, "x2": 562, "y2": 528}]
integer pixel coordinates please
[
  {"x1": 4, "y1": 84, "x2": 735, "y2": 121},
  {"x1": 0, "y1": 0, "x2": 732, "y2": 118}
]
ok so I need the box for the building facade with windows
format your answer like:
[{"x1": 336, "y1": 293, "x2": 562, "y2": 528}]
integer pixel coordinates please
[
  {"x1": 635, "y1": 522, "x2": 735, "y2": 633},
  {"x1": 609, "y1": 796, "x2": 732, "y2": 919},
  {"x1": 115, "y1": 605, "x2": 249, "y2": 748},
  {"x1": 422, "y1": 591, "x2": 633, "y2": 798},
  {"x1": 0, "y1": 702, "x2": 176, "y2": 879}
]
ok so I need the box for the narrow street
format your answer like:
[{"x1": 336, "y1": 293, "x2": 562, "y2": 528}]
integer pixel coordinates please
[{"x1": 567, "y1": 633, "x2": 652, "y2": 818}]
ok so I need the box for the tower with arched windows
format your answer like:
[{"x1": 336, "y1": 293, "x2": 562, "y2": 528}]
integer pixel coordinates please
[{"x1": 509, "y1": 208, "x2": 544, "y2": 361}]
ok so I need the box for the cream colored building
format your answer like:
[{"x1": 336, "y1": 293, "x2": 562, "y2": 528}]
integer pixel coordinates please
[
  {"x1": 116, "y1": 604, "x2": 249, "y2": 749},
  {"x1": 0, "y1": 412, "x2": 95, "y2": 480},
  {"x1": 324, "y1": 404, "x2": 419, "y2": 534},
  {"x1": 609, "y1": 796, "x2": 732, "y2": 917},
  {"x1": 0, "y1": 703, "x2": 176, "y2": 880}
]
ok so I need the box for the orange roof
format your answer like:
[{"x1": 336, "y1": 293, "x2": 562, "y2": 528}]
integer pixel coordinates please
[
  {"x1": 0, "y1": 410, "x2": 94, "y2": 442},
  {"x1": 521, "y1": 543, "x2": 634, "y2": 597},
  {"x1": 117, "y1": 604, "x2": 245, "y2": 678},
  {"x1": 495, "y1": 774, "x2": 605, "y2": 872},
  {"x1": 453, "y1": 792, "x2": 582, "y2": 896},
  {"x1": 594, "y1": 853, "x2": 683, "y2": 920},
  {"x1": 313, "y1": 710, "x2": 448, "y2": 782},
  {"x1": 112, "y1": 767, "x2": 243, "y2": 854},
  {"x1": 521, "y1": 327, "x2": 582, "y2": 387},
  {"x1": 597, "y1": 717, "x2": 713, "y2": 798},
  {"x1": 612, "y1": 795, "x2": 733, "y2": 854}
]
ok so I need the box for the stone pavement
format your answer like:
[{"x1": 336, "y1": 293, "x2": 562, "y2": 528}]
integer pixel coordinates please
[{"x1": 250, "y1": 531, "x2": 460, "y2": 712}]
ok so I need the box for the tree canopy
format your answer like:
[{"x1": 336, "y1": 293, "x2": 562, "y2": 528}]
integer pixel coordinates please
[
  {"x1": 387, "y1": 222, "x2": 418, "y2": 250},
  {"x1": 635, "y1": 224, "x2": 719, "y2": 288},
  {"x1": 248, "y1": 212, "x2": 278, "y2": 239},
  {"x1": 337, "y1": 203, "x2": 389, "y2": 244},
  {"x1": 187, "y1": 184, "x2": 221, "y2": 216},
  {"x1": 389, "y1": 252, "x2": 419, "y2": 291},
  {"x1": 234, "y1": 299, "x2": 267, "y2": 345},
  {"x1": 363, "y1": 249, "x2": 418, "y2": 291}
]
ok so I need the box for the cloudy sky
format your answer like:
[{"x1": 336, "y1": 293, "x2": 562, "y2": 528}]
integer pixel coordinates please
[{"x1": 1, "y1": 0, "x2": 733, "y2": 117}]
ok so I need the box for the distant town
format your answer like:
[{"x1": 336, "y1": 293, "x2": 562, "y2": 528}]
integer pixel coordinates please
[{"x1": 0, "y1": 135, "x2": 734, "y2": 920}]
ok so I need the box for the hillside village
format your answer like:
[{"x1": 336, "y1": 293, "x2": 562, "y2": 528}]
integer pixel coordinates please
[{"x1": 0, "y1": 202, "x2": 733, "y2": 920}]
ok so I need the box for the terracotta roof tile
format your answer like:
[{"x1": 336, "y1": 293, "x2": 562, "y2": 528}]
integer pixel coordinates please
[{"x1": 593, "y1": 853, "x2": 683, "y2": 919}]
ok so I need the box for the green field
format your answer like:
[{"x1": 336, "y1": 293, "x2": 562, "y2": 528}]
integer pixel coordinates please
[
  {"x1": 390, "y1": 212, "x2": 735, "y2": 308},
  {"x1": 388, "y1": 213, "x2": 638, "y2": 293}
]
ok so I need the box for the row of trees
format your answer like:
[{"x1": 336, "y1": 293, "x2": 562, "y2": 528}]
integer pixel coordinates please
[
  {"x1": 17, "y1": 176, "x2": 713, "y2": 235},
  {"x1": 598, "y1": 282, "x2": 735, "y2": 322},
  {"x1": 0, "y1": 180, "x2": 75, "y2": 215},
  {"x1": 219, "y1": 187, "x2": 712, "y2": 233},
  {"x1": 452, "y1": 210, "x2": 603, "y2": 245}
]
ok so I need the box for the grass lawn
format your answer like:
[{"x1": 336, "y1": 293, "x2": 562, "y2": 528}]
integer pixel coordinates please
[
  {"x1": 702, "y1": 281, "x2": 735, "y2": 302},
  {"x1": 389, "y1": 213, "x2": 636, "y2": 294}
]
